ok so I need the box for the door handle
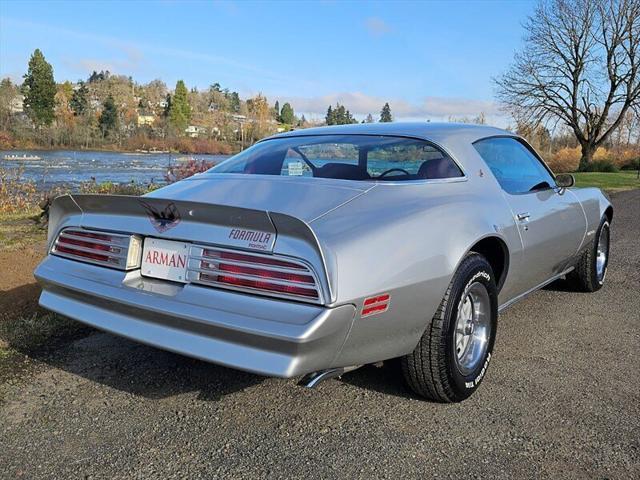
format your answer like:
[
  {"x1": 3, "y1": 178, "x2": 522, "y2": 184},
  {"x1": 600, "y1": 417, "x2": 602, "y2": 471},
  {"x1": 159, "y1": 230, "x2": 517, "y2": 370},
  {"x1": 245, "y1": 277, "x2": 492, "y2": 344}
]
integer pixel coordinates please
[{"x1": 517, "y1": 212, "x2": 531, "y2": 222}]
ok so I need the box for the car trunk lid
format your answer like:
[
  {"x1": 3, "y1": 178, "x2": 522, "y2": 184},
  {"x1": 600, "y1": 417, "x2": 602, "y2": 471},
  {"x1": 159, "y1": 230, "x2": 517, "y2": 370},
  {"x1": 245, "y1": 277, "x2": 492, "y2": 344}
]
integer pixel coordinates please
[{"x1": 146, "y1": 173, "x2": 374, "y2": 224}]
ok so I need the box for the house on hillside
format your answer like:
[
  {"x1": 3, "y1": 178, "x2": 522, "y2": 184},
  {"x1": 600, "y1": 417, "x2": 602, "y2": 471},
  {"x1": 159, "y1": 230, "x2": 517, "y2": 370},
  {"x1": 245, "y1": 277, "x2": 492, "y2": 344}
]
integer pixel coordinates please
[
  {"x1": 185, "y1": 125, "x2": 208, "y2": 138},
  {"x1": 230, "y1": 114, "x2": 247, "y2": 124},
  {"x1": 137, "y1": 114, "x2": 155, "y2": 127},
  {"x1": 10, "y1": 95, "x2": 24, "y2": 113}
]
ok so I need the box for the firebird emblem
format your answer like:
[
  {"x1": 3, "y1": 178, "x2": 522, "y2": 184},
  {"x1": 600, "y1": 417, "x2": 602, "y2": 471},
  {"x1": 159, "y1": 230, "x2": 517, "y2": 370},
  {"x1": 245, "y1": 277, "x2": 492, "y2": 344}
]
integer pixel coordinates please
[{"x1": 139, "y1": 201, "x2": 181, "y2": 233}]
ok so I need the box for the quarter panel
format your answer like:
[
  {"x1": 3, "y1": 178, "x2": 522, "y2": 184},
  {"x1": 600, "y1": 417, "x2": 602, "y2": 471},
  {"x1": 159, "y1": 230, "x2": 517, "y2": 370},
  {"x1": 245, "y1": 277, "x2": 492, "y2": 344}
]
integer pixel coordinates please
[{"x1": 311, "y1": 181, "x2": 520, "y2": 362}]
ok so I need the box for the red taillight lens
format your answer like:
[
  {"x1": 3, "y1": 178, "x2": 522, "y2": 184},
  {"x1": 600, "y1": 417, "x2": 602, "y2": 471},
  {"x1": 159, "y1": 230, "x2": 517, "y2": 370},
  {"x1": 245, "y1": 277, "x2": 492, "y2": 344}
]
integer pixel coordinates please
[
  {"x1": 55, "y1": 245, "x2": 111, "y2": 262},
  {"x1": 217, "y1": 263, "x2": 315, "y2": 284},
  {"x1": 57, "y1": 235, "x2": 117, "y2": 253},
  {"x1": 203, "y1": 273, "x2": 319, "y2": 298},
  {"x1": 52, "y1": 229, "x2": 141, "y2": 270},
  {"x1": 214, "y1": 250, "x2": 306, "y2": 270},
  {"x1": 192, "y1": 247, "x2": 321, "y2": 302}
]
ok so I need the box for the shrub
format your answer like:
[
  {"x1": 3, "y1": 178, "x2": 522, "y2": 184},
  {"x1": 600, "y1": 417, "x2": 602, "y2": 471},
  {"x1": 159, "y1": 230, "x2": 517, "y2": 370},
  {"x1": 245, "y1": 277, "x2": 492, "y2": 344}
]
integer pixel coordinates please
[
  {"x1": 581, "y1": 159, "x2": 619, "y2": 172},
  {"x1": 593, "y1": 147, "x2": 611, "y2": 161},
  {"x1": 79, "y1": 178, "x2": 158, "y2": 195},
  {"x1": 547, "y1": 147, "x2": 580, "y2": 173},
  {"x1": 0, "y1": 165, "x2": 40, "y2": 214},
  {"x1": 165, "y1": 158, "x2": 215, "y2": 183},
  {"x1": 620, "y1": 157, "x2": 640, "y2": 170}
]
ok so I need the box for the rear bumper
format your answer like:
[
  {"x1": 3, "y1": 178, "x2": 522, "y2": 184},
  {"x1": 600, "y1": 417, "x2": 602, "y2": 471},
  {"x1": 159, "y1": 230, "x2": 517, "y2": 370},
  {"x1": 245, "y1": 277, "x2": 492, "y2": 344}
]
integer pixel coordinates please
[{"x1": 34, "y1": 255, "x2": 356, "y2": 377}]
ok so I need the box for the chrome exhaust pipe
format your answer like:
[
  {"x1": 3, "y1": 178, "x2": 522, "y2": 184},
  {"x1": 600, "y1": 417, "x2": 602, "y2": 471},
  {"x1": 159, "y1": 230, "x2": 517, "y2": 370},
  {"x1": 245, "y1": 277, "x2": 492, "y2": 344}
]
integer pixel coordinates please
[{"x1": 299, "y1": 365, "x2": 361, "y2": 388}]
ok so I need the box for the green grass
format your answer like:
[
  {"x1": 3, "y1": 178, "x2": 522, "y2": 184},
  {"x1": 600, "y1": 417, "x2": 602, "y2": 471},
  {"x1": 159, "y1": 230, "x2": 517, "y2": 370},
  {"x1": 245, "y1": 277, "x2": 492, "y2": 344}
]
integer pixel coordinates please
[
  {"x1": 0, "y1": 210, "x2": 45, "y2": 251},
  {"x1": 573, "y1": 171, "x2": 640, "y2": 192}
]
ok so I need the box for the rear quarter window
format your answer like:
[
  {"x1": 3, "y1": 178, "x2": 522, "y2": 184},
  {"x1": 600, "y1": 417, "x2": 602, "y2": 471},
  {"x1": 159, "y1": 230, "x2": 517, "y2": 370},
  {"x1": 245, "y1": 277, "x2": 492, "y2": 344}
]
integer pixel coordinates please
[{"x1": 473, "y1": 137, "x2": 555, "y2": 194}]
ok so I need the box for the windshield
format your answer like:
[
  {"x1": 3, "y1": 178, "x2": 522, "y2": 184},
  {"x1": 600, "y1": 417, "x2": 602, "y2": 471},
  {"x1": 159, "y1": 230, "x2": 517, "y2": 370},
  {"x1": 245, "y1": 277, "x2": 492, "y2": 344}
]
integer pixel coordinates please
[{"x1": 209, "y1": 135, "x2": 463, "y2": 182}]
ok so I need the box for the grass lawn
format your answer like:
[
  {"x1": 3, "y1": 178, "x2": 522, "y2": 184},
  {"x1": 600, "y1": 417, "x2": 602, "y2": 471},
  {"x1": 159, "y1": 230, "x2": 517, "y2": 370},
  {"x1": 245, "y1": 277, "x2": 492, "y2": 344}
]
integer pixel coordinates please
[
  {"x1": 573, "y1": 171, "x2": 640, "y2": 192},
  {"x1": 0, "y1": 210, "x2": 44, "y2": 251}
]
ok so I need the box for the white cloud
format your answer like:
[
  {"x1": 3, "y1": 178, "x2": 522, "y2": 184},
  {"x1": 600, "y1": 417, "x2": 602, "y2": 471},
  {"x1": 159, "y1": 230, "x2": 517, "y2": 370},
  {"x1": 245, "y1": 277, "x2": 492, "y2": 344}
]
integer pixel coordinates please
[
  {"x1": 275, "y1": 91, "x2": 499, "y2": 120},
  {"x1": 364, "y1": 17, "x2": 392, "y2": 37}
]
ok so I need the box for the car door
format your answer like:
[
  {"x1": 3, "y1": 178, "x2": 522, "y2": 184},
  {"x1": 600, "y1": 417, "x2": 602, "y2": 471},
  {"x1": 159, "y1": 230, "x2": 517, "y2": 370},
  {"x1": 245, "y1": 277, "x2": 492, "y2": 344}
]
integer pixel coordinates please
[{"x1": 474, "y1": 137, "x2": 586, "y2": 293}]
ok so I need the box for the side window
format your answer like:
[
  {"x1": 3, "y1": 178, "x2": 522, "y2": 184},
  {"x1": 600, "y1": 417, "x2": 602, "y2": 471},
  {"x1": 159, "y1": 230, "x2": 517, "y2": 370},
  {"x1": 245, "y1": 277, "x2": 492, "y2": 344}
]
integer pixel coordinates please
[{"x1": 473, "y1": 137, "x2": 555, "y2": 194}]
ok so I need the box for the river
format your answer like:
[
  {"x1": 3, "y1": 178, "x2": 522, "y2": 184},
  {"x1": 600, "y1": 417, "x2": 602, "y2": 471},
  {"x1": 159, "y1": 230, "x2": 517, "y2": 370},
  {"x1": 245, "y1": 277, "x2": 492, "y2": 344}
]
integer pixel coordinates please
[{"x1": 0, "y1": 150, "x2": 232, "y2": 190}]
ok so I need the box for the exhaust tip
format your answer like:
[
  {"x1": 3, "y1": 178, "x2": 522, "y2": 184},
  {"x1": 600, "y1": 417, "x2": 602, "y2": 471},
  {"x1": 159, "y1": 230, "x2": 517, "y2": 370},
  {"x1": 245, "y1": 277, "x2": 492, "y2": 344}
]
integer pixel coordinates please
[{"x1": 299, "y1": 365, "x2": 361, "y2": 388}]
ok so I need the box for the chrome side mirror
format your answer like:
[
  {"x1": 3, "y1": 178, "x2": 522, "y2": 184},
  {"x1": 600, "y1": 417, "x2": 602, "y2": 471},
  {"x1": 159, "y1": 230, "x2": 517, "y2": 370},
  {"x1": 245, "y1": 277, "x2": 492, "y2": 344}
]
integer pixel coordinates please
[{"x1": 555, "y1": 173, "x2": 575, "y2": 189}]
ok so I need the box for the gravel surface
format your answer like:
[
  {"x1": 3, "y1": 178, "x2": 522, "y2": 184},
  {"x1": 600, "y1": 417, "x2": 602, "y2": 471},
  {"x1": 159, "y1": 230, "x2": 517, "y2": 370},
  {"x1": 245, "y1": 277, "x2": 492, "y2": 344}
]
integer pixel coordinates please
[{"x1": 1, "y1": 190, "x2": 639, "y2": 479}]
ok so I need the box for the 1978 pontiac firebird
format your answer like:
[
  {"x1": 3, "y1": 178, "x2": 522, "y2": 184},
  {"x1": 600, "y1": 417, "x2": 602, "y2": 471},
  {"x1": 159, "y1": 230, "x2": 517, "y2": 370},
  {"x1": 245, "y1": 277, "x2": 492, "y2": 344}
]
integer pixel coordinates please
[{"x1": 35, "y1": 123, "x2": 612, "y2": 402}]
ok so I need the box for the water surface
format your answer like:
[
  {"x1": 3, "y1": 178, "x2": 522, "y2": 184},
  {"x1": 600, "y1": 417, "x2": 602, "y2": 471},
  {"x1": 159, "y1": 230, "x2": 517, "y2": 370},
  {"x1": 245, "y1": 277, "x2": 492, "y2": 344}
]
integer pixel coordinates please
[{"x1": 1, "y1": 150, "x2": 231, "y2": 190}]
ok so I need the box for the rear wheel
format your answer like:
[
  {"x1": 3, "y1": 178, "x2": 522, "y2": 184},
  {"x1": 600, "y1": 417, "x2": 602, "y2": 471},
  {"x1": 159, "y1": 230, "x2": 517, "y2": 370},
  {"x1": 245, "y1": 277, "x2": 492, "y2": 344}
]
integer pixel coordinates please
[
  {"x1": 567, "y1": 217, "x2": 610, "y2": 292},
  {"x1": 401, "y1": 253, "x2": 498, "y2": 402}
]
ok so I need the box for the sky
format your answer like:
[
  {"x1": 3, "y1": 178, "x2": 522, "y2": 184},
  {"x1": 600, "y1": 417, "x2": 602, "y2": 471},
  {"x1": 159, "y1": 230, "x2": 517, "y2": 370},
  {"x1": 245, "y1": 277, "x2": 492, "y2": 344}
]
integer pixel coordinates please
[{"x1": 0, "y1": 0, "x2": 536, "y2": 124}]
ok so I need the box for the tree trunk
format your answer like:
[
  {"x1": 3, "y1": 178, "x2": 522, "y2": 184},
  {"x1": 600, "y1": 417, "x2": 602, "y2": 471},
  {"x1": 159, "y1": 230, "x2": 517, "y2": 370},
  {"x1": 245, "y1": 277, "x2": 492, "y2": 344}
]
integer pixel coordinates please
[{"x1": 579, "y1": 143, "x2": 595, "y2": 171}]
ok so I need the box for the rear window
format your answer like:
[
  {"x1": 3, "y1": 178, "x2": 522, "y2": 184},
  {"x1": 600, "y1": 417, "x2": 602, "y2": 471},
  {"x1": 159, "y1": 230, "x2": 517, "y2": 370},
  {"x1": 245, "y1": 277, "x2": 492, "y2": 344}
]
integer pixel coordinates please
[{"x1": 209, "y1": 135, "x2": 463, "y2": 181}]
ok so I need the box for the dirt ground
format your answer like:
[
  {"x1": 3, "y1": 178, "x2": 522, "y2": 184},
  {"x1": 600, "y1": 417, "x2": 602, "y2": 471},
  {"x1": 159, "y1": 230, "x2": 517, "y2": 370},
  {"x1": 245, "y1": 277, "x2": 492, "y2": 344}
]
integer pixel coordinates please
[
  {"x1": 0, "y1": 243, "x2": 45, "y2": 320},
  {"x1": 0, "y1": 190, "x2": 639, "y2": 479}
]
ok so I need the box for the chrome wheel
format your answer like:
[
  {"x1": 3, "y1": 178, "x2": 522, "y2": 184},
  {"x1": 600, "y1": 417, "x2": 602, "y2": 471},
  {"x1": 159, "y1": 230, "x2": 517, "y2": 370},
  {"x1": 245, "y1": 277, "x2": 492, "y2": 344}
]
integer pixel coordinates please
[
  {"x1": 596, "y1": 222, "x2": 609, "y2": 283},
  {"x1": 454, "y1": 282, "x2": 491, "y2": 376}
]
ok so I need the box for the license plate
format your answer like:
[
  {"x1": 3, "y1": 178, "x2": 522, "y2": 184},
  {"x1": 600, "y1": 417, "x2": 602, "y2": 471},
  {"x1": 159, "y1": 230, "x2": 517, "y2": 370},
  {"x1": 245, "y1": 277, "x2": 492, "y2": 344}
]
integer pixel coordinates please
[{"x1": 141, "y1": 238, "x2": 190, "y2": 283}]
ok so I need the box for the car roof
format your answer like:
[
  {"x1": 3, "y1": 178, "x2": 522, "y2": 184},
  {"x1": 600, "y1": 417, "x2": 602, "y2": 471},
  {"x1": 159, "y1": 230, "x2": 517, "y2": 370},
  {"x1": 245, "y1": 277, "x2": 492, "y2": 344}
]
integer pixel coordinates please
[{"x1": 263, "y1": 122, "x2": 512, "y2": 148}]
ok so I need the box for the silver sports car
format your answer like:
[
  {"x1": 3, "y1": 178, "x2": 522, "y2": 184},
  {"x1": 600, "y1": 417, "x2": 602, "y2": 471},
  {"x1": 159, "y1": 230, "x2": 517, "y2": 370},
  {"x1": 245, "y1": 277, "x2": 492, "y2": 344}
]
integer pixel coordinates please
[{"x1": 34, "y1": 123, "x2": 612, "y2": 402}]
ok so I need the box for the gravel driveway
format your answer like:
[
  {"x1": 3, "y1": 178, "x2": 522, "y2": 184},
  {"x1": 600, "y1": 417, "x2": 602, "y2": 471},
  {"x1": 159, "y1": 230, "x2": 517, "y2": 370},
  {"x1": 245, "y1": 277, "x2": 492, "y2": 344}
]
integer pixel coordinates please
[{"x1": 1, "y1": 189, "x2": 638, "y2": 480}]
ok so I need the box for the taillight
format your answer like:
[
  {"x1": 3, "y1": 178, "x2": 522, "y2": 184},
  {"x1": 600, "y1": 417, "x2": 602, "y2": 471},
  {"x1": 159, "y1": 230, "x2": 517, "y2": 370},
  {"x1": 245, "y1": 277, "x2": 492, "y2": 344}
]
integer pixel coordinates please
[
  {"x1": 52, "y1": 228, "x2": 142, "y2": 270},
  {"x1": 188, "y1": 247, "x2": 321, "y2": 302}
]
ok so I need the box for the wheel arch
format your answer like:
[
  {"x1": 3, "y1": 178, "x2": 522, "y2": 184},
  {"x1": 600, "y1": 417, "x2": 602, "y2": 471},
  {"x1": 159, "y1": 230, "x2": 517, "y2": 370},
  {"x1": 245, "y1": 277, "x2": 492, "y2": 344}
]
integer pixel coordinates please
[
  {"x1": 604, "y1": 205, "x2": 613, "y2": 223},
  {"x1": 466, "y1": 235, "x2": 510, "y2": 293}
]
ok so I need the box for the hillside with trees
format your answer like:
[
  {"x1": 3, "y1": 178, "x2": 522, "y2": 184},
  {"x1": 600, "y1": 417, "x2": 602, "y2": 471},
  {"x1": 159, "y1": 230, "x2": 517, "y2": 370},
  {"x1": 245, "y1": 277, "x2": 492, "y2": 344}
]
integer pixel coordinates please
[{"x1": 0, "y1": 49, "x2": 316, "y2": 153}]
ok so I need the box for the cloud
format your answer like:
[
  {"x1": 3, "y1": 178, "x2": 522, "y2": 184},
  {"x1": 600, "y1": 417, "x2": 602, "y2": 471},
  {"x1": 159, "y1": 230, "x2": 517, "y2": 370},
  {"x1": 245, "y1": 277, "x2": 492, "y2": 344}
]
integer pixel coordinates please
[
  {"x1": 275, "y1": 91, "x2": 499, "y2": 120},
  {"x1": 420, "y1": 96, "x2": 500, "y2": 117},
  {"x1": 67, "y1": 45, "x2": 145, "y2": 75},
  {"x1": 364, "y1": 17, "x2": 392, "y2": 37},
  {"x1": 2, "y1": 16, "x2": 305, "y2": 88}
]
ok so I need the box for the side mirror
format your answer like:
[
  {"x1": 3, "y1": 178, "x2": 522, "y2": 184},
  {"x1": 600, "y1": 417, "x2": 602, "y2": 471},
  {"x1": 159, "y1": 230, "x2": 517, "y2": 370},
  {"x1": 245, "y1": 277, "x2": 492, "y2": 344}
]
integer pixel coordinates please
[{"x1": 555, "y1": 173, "x2": 575, "y2": 189}]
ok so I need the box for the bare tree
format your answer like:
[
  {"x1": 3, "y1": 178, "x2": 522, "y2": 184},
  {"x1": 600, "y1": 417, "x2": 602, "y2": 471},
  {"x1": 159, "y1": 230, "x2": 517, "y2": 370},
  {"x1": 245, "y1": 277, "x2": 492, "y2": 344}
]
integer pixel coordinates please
[{"x1": 496, "y1": 0, "x2": 640, "y2": 169}]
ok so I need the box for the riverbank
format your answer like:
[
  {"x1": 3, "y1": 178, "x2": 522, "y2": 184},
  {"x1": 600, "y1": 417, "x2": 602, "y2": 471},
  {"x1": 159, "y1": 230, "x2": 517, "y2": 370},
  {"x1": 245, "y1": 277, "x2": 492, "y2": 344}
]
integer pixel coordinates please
[
  {"x1": 0, "y1": 150, "x2": 230, "y2": 197},
  {"x1": 0, "y1": 132, "x2": 237, "y2": 156}
]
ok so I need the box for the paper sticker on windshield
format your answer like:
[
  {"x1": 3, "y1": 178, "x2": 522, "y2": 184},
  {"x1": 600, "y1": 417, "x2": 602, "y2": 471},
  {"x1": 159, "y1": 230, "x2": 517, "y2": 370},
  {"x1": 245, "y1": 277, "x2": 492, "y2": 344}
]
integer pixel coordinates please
[
  {"x1": 227, "y1": 228, "x2": 275, "y2": 251},
  {"x1": 288, "y1": 162, "x2": 304, "y2": 176}
]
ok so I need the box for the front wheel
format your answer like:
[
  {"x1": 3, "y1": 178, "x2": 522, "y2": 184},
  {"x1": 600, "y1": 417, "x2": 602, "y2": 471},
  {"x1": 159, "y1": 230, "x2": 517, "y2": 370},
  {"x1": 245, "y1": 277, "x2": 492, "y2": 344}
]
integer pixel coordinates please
[
  {"x1": 401, "y1": 253, "x2": 498, "y2": 402},
  {"x1": 567, "y1": 217, "x2": 610, "y2": 292}
]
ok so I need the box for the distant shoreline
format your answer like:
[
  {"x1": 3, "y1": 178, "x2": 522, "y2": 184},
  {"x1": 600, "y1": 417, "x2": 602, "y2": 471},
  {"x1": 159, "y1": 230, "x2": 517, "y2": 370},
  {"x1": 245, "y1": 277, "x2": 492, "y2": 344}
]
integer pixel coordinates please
[{"x1": 1, "y1": 145, "x2": 237, "y2": 155}]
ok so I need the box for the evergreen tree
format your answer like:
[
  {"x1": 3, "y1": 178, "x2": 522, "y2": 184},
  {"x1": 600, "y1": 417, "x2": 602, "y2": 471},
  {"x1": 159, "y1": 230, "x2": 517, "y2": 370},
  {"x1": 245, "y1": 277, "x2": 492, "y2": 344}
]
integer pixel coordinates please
[
  {"x1": 335, "y1": 104, "x2": 346, "y2": 124},
  {"x1": 365, "y1": 113, "x2": 374, "y2": 123},
  {"x1": 229, "y1": 92, "x2": 240, "y2": 113},
  {"x1": 344, "y1": 108, "x2": 357, "y2": 124},
  {"x1": 168, "y1": 80, "x2": 191, "y2": 132},
  {"x1": 99, "y1": 95, "x2": 118, "y2": 138},
  {"x1": 163, "y1": 93, "x2": 172, "y2": 117},
  {"x1": 280, "y1": 102, "x2": 294, "y2": 124},
  {"x1": 22, "y1": 49, "x2": 56, "y2": 126},
  {"x1": 274, "y1": 100, "x2": 280, "y2": 122},
  {"x1": 70, "y1": 81, "x2": 89, "y2": 116},
  {"x1": 379, "y1": 102, "x2": 392, "y2": 122},
  {"x1": 326, "y1": 105, "x2": 334, "y2": 125},
  {"x1": 326, "y1": 103, "x2": 358, "y2": 125}
]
